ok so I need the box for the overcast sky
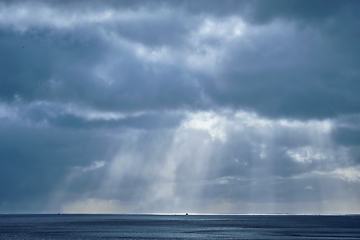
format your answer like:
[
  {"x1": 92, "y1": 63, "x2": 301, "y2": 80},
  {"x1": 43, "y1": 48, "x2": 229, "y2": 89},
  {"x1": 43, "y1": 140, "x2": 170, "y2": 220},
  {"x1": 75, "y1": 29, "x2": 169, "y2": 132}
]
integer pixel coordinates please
[{"x1": 1, "y1": 0, "x2": 360, "y2": 214}]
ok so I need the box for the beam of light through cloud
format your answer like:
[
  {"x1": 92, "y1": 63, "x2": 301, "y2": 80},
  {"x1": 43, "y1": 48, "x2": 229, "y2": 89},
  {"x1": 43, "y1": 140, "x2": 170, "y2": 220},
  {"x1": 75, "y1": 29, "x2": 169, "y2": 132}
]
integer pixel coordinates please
[{"x1": 55, "y1": 110, "x2": 360, "y2": 214}]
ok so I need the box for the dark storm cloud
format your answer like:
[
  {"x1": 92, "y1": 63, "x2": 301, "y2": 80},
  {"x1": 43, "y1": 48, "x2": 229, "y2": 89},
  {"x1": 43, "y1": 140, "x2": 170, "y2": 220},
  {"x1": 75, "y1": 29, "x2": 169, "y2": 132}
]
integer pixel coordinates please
[
  {"x1": 0, "y1": 28, "x2": 106, "y2": 102},
  {"x1": 248, "y1": 0, "x2": 349, "y2": 24},
  {"x1": 188, "y1": 0, "x2": 360, "y2": 120},
  {"x1": 333, "y1": 128, "x2": 360, "y2": 147},
  {"x1": 37, "y1": 0, "x2": 352, "y2": 25},
  {"x1": 0, "y1": 28, "x2": 202, "y2": 112},
  {"x1": 1, "y1": 0, "x2": 359, "y2": 119},
  {"x1": 332, "y1": 115, "x2": 360, "y2": 145},
  {"x1": 0, "y1": 119, "x2": 117, "y2": 212},
  {"x1": 204, "y1": 13, "x2": 360, "y2": 119}
]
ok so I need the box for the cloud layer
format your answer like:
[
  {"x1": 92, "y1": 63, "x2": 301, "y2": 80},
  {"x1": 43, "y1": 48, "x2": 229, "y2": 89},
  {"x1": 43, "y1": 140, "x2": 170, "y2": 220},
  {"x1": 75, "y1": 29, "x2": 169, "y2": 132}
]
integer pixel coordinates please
[{"x1": 1, "y1": 0, "x2": 360, "y2": 214}]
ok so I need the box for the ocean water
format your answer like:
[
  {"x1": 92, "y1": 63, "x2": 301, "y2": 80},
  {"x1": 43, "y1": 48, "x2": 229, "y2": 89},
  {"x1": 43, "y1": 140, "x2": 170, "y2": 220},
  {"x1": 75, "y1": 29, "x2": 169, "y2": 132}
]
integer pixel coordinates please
[{"x1": 0, "y1": 214, "x2": 359, "y2": 239}]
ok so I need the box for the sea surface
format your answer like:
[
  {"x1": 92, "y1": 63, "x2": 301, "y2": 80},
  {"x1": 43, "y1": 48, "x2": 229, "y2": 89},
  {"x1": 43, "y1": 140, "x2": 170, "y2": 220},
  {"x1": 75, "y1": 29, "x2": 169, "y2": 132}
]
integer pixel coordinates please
[{"x1": 0, "y1": 214, "x2": 359, "y2": 239}]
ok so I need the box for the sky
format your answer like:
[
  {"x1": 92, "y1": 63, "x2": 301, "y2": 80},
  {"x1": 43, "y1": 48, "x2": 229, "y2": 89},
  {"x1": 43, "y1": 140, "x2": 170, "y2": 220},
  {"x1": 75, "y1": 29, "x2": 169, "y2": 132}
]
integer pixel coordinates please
[{"x1": 1, "y1": 0, "x2": 360, "y2": 214}]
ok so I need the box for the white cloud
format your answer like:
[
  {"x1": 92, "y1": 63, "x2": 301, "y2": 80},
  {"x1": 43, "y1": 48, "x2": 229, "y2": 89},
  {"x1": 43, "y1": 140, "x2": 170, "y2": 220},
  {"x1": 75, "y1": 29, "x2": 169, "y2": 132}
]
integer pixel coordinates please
[
  {"x1": 295, "y1": 166, "x2": 360, "y2": 183},
  {"x1": 196, "y1": 17, "x2": 246, "y2": 40},
  {"x1": 333, "y1": 167, "x2": 360, "y2": 182},
  {"x1": 181, "y1": 111, "x2": 229, "y2": 141},
  {"x1": 75, "y1": 161, "x2": 106, "y2": 172},
  {"x1": 0, "y1": 102, "x2": 17, "y2": 119},
  {"x1": 0, "y1": 2, "x2": 171, "y2": 31},
  {"x1": 287, "y1": 147, "x2": 327, "y2": 163},
  {"x1": 304, "y1": 185, "x2": 314, "y2": 190}
]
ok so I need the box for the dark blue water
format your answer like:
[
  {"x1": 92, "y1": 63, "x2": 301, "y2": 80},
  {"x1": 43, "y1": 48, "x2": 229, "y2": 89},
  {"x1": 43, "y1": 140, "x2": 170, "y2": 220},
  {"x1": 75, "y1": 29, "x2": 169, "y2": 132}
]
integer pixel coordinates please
[{"x1": 0, "y1": 214, "x2": 359, "y2": 239}]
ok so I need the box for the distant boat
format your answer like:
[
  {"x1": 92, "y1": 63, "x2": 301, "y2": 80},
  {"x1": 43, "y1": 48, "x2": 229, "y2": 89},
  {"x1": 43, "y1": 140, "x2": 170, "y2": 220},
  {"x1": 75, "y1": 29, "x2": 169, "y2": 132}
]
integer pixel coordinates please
[{"x1": 186, "y1": 213, "x2": 188, "y2": 216}]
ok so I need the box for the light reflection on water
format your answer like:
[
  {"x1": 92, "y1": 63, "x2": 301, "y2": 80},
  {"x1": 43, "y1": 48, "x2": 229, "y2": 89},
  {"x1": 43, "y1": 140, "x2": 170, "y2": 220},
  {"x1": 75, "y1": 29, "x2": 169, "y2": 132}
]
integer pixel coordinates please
[{"x1": 1, "y1": 214, "x2": 359, "y2": 239}]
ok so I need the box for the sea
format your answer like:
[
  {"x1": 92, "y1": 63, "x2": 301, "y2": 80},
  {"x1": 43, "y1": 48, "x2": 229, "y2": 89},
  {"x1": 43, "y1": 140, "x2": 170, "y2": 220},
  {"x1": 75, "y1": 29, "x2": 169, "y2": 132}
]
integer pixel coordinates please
[{"x1": 0, "y1": 214, "x2": 359, "y2": 239}]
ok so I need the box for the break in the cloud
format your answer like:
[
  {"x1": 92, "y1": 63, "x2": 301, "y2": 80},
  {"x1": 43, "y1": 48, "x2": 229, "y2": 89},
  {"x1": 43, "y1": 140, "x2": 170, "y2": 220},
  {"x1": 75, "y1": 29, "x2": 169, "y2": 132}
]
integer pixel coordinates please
[{"x1": 1, "y1": 0, "x2": 360, "y2": 214}]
